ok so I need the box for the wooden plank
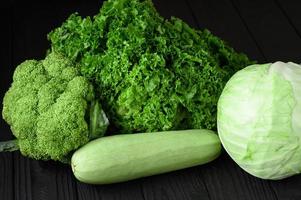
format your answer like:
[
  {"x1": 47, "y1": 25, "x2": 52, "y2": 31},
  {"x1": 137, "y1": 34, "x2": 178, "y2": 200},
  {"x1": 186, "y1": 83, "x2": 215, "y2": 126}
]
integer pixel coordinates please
[
  {"x1": 199, "y1": 154, "x2": 278, "y2": 200},
  {"x1": 76, "y1": 183, "x2": 100, "y2": 200},
  {"x1": 274, "y1": 0, "x2": 301, "y2": 40},
  {"x1": 0, "y1": 0, "x2": 14, "y2": 136},
  {"x1": 30, "y1": 160, "x2": 78, "y2": 200},
  {"x1": 13, "y1": 153, "x2": 33, "y2": 200},
  {"x1": 141, "y1": 168, "x2": 210, "y2": 200},
  {"x1": 269, "y1": 175, "x2": 301, "y2": 199},
  {"x1": 98, "y1": 181, "x2": 146, "y2": 200},
  {"x1": 152, "y1": 0, "x2": 198, "y2": 28},
  {"x1": 275, "y1": 0, "x2": 301, "y2": 34},
  {"x1": 13, "y1": 155, "x2": 79, "y2": 200},
  {"x1": 0, "y1": 153, "x2": 14, "y2": 200},
  {"x1": 230, "y1": 0, "x2": 301, "y2": 62},
  {"x1": 11, "y1": 0, "x2": 100, "y2": 66},
  {"x1": 186, "y1": 0, "x2": 265, "y2": 62},
  {"x1": 0, "y1": 2, "x2": 14, "y2": 200},
  {"x1": 77, "y1": 180, "x2": 147, "y2": 200}
]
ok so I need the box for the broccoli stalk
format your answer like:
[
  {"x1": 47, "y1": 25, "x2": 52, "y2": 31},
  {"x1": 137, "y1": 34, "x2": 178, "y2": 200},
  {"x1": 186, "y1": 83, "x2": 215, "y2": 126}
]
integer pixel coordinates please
[
  {"x1": 0, "y1": 140, "x2": 19, "y2": 152},
  {"x1": 1, "y1": 52, "x2": 109, "y2": 162}
]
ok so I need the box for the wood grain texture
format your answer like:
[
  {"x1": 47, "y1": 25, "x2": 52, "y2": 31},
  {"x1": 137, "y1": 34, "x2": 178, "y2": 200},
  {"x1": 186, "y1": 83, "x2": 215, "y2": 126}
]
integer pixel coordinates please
[
  {"x1": 185, "y1": 0, "x2": 265, "y2": 62},
  {"x1": 0, "y1": 3, "x2": 14, "y2": 200},
  {"x1": 230, "y1": 0, "x2": 301, "y2": 62},
  {"x1": 11, "y1": 0, "x2": 102, "y2": 65},
  {"x1": 29, "y1": 161, "x2": 78, "y2": 200},
  {"x1": 0, "y1": 153, "x2": 14, "y2": 200},
  {"x1": 77, "y1": 179, "x2": 147, "y2": 200},
  {"x1": 199, "y1": 154, "x2": 278, "y2": 200},
  {"x1": 140, "y1": 167, "x2": 210, "y2": 200},
  {"x1": 0, "y1": 0, "x2": 14, "y2": 140},
  {"x1": 269, "y1": 175, "x2": 301, "y2": 200},
  {"x1": 152, "y1": 0, "x2": 197, "y2": 28},
  {"x1": 274, "y1": 0, "x2": 301, "y2": 39},
  {"x1": 13, "y1": 152, "x2": 32, "y2": 200}
]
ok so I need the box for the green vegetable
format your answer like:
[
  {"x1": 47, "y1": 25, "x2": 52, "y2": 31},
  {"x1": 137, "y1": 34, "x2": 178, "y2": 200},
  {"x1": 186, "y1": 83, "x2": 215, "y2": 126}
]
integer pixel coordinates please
[
  {"x1": 1, "y1": 52, "x2": 109, "y2": 162},
  {"x1": 71, "y1": 129, "x2": 221, "y2": 184},
  {"x1": 217, "y1": 61, "x2": 301, "y2": 180},
  {"x1": 48, "y1": 0, "x2": 254, "y2": 133}
]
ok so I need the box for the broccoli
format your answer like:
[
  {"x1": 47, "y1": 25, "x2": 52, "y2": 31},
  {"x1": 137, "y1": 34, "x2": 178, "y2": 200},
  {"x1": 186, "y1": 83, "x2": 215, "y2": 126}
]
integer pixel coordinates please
[{"x1": 1, "y1": 52, "x2": 109, "y2": 162}]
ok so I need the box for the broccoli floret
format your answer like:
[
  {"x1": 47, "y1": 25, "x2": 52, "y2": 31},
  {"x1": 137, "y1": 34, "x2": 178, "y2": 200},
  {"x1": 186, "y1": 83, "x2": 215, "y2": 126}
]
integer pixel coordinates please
[{"x1": 1, "y1": 52, "x2": 109, "y2": 162}]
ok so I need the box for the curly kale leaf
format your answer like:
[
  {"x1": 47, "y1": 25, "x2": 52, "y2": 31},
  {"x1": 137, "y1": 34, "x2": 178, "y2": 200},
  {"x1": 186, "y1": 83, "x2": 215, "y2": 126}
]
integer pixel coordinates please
[{"x1": 48, "y1": 0, "x2": 254, "y2": 133}]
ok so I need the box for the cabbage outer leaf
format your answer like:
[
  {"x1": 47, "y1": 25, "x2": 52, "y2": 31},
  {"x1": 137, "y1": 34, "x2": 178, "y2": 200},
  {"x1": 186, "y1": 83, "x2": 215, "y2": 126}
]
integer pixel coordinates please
[{"x1": 218, "y1": 62, "x2": 301, "y2": 180}]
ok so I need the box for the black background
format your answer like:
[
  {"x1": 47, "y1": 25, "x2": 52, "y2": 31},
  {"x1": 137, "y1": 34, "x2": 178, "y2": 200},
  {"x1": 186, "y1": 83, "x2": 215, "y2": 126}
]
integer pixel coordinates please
[{"x1": 1, "y1": 0, "x2": 301, "y2": 199}]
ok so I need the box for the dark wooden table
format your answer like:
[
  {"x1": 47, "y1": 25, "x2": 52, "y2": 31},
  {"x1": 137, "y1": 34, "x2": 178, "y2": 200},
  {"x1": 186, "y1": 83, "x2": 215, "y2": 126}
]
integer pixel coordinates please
[{"x1": 1, "y1": 0, "x2": 301, "y2": 199}]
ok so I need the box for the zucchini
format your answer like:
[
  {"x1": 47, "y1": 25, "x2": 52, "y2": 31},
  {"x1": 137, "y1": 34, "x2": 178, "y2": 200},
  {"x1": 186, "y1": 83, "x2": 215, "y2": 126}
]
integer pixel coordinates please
[{"x1": 71, "y1": 129, "x2": 221, "y2": 184}]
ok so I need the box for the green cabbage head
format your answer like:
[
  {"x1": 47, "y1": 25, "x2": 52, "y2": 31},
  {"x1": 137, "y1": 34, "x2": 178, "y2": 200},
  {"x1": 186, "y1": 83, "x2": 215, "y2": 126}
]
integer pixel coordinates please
[{"x1": 217, "y1": 61, "x2": 301, "y2": 180}]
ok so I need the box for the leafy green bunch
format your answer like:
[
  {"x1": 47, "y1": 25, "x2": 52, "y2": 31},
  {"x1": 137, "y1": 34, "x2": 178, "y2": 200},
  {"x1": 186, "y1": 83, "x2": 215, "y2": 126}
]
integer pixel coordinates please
[{"x1": 49, "y1": 0, "x2": 254, "y2": 133}]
